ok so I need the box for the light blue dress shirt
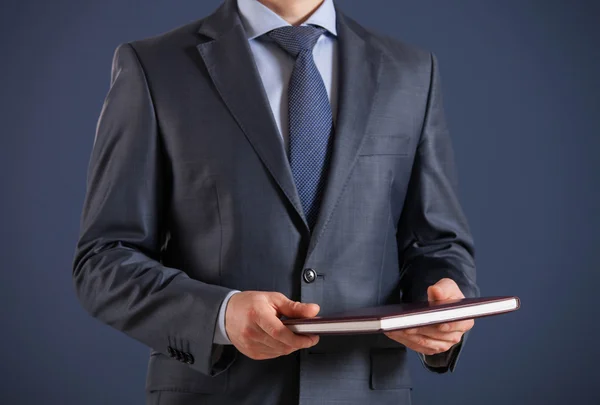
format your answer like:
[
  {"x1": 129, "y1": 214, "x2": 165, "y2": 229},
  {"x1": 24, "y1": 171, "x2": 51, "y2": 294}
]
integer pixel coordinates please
[{"x1": 213, "y1": 0, "x2": 339, "y2": 345}]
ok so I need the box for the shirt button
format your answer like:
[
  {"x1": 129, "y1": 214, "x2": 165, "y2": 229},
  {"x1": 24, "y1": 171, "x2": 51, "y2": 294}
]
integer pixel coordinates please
[{"x1": 303, "y1": 268, "x2": 317, "y2": 283}]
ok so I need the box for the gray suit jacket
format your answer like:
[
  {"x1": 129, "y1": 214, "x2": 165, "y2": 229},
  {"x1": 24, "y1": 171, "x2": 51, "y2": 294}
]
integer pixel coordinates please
[{"x1": 73, "y1": 1, "x2": 479, "y2": 404}]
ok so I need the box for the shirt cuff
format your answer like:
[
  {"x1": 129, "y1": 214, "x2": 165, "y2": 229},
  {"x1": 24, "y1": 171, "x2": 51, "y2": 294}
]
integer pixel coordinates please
[
  {"x1": 420, "y1": 337, "x2": 462, "y2": 370},
  {"x1": 421, "y1": 349, "x2": 453, "y2": 368},
  {"x1": 213, "y1": 290, "x2": 241, "y2": 345}
]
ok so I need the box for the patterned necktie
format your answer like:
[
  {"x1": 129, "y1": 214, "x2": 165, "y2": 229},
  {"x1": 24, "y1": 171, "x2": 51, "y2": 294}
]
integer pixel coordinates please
[{"x1": 267, "y1": 26, "x2": 333, "y2": 230}]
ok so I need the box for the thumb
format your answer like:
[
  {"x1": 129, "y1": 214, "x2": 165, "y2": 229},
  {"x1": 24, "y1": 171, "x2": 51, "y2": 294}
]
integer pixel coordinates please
[
  {"x1": 427, "y1": 284, "x2": 448, "y2": 302},
  {"x1": 427, "y1": 278, "x2": 464, "y2": 302},
  {"x1": 274, "y1": 296, "x2": 320, "y2": 319}
]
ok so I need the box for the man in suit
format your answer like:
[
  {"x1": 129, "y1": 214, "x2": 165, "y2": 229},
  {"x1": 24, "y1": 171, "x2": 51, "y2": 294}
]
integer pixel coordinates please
[{"x1": 73, "y1": 0, "x2": 479, "y2": 403}]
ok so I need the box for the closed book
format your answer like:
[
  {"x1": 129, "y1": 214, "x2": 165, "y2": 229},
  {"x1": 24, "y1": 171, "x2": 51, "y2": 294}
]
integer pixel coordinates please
[{"x1": 283, "y1": 296, "x2": 520, "y2": 335}]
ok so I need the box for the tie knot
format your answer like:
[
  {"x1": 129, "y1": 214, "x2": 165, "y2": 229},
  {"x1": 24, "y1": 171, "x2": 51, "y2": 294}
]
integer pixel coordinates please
[{"x1": 267, "y1": 25, "x2": 326, "y2": 58}]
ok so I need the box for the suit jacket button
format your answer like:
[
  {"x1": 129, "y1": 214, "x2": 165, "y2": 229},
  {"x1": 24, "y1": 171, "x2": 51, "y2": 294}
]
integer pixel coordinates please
[
  {"x1": 184, "y1": 353, "x2": 194, "y2": 364},
  {"x1": 303, "y1": 268, "x2": 316, "y2": 283}
]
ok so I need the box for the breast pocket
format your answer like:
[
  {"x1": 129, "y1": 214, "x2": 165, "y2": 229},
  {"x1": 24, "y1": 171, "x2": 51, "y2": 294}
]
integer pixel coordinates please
[{"x1": 359, "y1": 135, "x2": 412, "y2": 156}]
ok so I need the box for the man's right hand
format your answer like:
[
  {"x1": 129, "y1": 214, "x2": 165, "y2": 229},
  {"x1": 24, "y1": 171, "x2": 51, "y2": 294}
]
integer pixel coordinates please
[{"x1": 225, "y1": 291, "x2": 320, "y2": 360}]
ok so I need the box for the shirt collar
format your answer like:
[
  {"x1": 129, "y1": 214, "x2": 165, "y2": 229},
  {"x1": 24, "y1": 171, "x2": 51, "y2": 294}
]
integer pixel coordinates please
[{"x1": 236, "y1": 0, "x2": 337, "y2": 40}]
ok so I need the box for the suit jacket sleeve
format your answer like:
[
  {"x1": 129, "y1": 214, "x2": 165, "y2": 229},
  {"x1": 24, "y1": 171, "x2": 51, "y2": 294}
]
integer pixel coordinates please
[
  {"x1": 396, "y1": 52, "x2": 480, "y2": 373},
  {"x1": 72, "y1": 43, "x2": 236, "y2": 377}
]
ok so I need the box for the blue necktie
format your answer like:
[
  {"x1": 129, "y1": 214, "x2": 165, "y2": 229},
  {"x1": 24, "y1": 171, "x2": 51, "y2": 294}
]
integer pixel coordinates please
[{"x1": 267, "y1": 26, "x2": 333, "y2": 230}]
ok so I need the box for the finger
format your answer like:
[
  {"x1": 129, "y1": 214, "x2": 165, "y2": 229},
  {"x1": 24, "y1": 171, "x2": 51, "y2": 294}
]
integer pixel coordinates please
[
  {"x1": 243, "y1": 323, "x2": 295, "y2": 354},
  {"x1": 403, "y1": 333, "x2": 456, "y2": 353},
  {"x1": 256, "y1": 312, "x2": 319, "y2": 349},
  {"x1": 427, "y1": 285, "x2": 447, "y2": 302},
  {"x1": 404, "y1": 341, "x2": 446, "y2": 356},
  {"x1": 436, "y1": 319, "x2": 474, "y2": 333},
  {"x1": 270, "y1": 293, "x2": 320, "y2": 319},
  {"x1": 385, "y1": 331, "x2": 449, "y2": 356},
  {"x1": 427, "y1": 278, "x2": 464, "y2": 301},
  {"x1": 415, "y1": 330, "x2": 463, "y2": 345},
  {"x1": 402, "y1": 327, "x2": 421, "y2": 335},
  {"x1": 244, "y1": 340, "x2": 292, "y2": 360},
  {"x1": 387, "y1": 330, "x2": 455, "y2": 353}
]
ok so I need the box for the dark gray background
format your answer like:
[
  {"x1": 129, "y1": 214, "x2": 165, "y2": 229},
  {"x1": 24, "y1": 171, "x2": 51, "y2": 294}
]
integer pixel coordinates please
[{"x1": 1, "y1": 0, "x2": 598, "y2": 404}]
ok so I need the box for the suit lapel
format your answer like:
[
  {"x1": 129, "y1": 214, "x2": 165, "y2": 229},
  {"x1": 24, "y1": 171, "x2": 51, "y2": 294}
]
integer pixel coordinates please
[
  {"x1": 308, "y1": 12, "x2": 383, "y2": 254},
  {"x1": 196, "y1": 1, "x2": 309, "y2": 233},
  {"x1": 195, "y1": 3, "x2": 382, "y2": 246}
]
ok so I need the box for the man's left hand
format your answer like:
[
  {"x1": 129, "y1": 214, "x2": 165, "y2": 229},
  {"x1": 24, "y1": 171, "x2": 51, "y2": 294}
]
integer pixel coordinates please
[{"x1": 384, "y1": 278, "x2": 474, "y2": 355}]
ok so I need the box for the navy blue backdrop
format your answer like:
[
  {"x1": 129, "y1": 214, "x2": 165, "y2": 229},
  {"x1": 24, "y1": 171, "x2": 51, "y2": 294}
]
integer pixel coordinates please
[{"x1": 2, "y1": 0, "x2": 599, "y2": 404}]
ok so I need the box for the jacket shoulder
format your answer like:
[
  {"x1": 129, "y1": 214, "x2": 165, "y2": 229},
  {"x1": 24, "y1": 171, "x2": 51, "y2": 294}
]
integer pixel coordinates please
[
  {"x1": 342, "y1": 14, "x2": 432, "y2": 71},
  {"x1": 126, "y1": 18, "x2": 205, "y2": 55}
]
